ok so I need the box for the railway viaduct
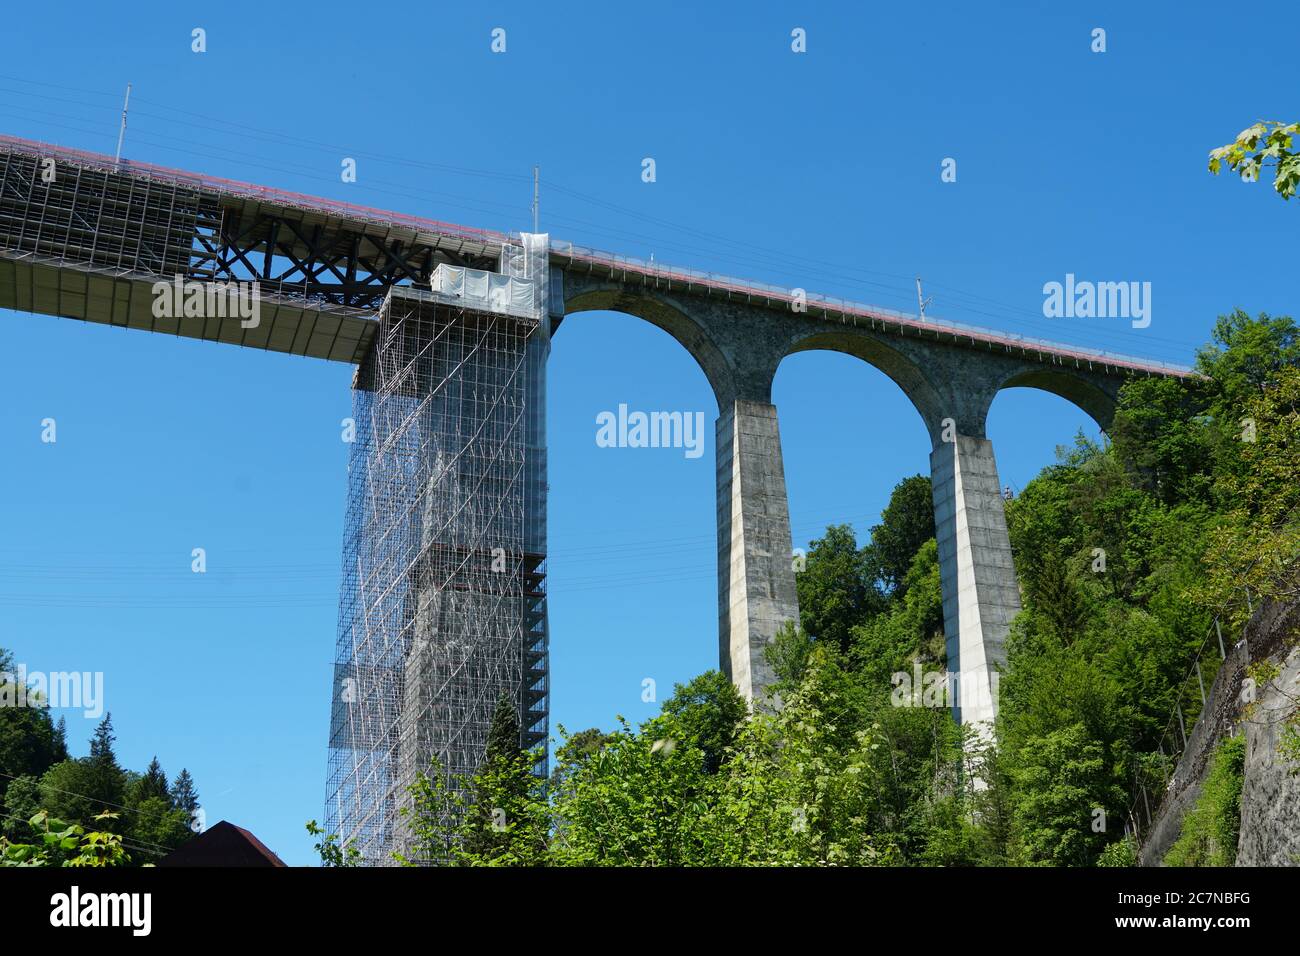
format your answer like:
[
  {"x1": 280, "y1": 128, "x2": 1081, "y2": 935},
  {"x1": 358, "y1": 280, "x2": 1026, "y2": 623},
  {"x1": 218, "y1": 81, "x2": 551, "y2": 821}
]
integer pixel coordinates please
[{"x1": 0, "y1": 132, "x2": 1192, "y2": 854}]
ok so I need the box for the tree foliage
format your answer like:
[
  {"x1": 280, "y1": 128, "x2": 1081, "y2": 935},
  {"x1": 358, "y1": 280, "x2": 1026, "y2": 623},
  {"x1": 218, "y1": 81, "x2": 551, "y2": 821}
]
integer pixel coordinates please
[
  {"x1": 1163, "y1": 735, "x2": 1246, "y2": 866},
  {"x1": 0, "y1": 669, "x2": 200, "y2": 865},
  {"x1": 393, "y1": 312, "x2": 1296, "y2": 866},
  {"x1": 1209, "y1": 121, "x2": 1300, "y2": 200}
]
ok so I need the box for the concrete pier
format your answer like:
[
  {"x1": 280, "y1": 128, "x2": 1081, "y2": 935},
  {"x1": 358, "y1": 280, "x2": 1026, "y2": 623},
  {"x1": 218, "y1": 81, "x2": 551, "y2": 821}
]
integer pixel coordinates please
[
  {"x1": 716, "y1": 400, "x2": 800, "y2": 703},
  {"x1": 930, "y1": 433, "x2": 1021, "y2": 727}
]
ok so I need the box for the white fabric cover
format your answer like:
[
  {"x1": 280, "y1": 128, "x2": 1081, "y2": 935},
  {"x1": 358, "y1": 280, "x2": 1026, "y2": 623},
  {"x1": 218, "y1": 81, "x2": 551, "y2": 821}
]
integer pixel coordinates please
[{"x1": 429, "y1": 263, "x2": 536, "y2": 316}]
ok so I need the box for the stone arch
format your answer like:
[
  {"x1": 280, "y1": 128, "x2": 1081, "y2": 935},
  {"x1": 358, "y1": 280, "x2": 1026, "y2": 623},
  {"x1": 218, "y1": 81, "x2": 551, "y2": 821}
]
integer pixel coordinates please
[
  {"x1": 993, "y1": 367, "x2": 1122, "y2": 434},
  {"x1": 780, "y1": 328, "x2": 948, "y2": 441},
  {"x1": 560, "y1": 283, "x2": 735, "y2": 415}
]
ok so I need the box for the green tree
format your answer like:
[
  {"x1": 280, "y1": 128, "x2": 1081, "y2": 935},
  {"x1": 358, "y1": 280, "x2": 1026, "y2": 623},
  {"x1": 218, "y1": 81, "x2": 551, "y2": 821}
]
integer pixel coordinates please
[
  {"x1": 655, "y1": 671, "x2": 746, "y2": 774},
  {"x1": 397, "y1": 758, "x2": 463, "y2": 866},
  {"x1": 702, "y1": 648, "x2": 934, "y2": 865},
  {"x1": 1109, "y1": 376, "x2": 1215, "y2": 507},
  {"x1": 796, "y1": 524, "x2": 884, "y2": 652},
  {"x1": 88, "y1": 714, "x2": 118, "y2": 767},
  {"x1": 130, "y1": 796, "x2": 192, "y2": 854},
  {"x1": 0, "y1": 648, "x2": 68, "y2": 807},
  {"x1": 548, "y1": 719, "x2": 710, "y2": 866},
  {"x1": 129, "y1": 756, "x2": 170, "y2": 807},
  {"x1": 306, "y1": 819, "x2": 360, "y2": 867},
  {"x1": 53, "y1": 716, "x2": 68, "y2": 762},
  {"x1": 851, "y1": 538, "x2": 945, "y2": 686},
  {"x1": 863, "y1": 475, "x2": 935, "y2": 597},
  {"x1": 38, "y1": 759, "x2": 126, "y2": 833},
  {"x1": 1096, "y1": 836, "x2": 1137, "y2": 867},
  {"x1": 548, "y1": 726, "x2": 612, "y2": 794},
  {"x1": 458, "y1": 695, "x2": 548, "y2": 865},
  {"x1": 1010, "y1": 724, "x2": 1126, "y2": 866},
  {"x1": 1197, "y1": 310, "x2": 1300, "y2": 406},
  {"x1": 1209, "y1": 121, "x2": 1300, "y2": 200},
  {"x1": 1192, "y1": 314, "x2": 1300, "y2": 618},
  {"x1": 1, "y1": 775, "x2": 43, "y2": 842},
  {"x1": 171, "y1": 769, "x2": 199, "y2": 820},
  {"x1": 764, "y1": 621, "x2": 815, "y2": 690}
]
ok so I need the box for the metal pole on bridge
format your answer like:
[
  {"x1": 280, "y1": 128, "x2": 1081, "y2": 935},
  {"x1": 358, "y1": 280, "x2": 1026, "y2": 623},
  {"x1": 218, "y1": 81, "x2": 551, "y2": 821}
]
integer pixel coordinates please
[
  {"x1": 915, "y1": 276, "x2": 932, "y2": 321},
  {"x1": 114, "y1": 83, "x2": 132, "y2": 165},
  {"x1": 532, "y1": 165, "x2": 539, "y2": 234}
]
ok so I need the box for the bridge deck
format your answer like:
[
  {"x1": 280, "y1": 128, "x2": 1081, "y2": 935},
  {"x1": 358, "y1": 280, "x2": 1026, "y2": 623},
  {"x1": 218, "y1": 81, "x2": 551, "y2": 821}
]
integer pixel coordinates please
[{"x1": 0, "y1": 133, "x2": 1192, "y2": 378}]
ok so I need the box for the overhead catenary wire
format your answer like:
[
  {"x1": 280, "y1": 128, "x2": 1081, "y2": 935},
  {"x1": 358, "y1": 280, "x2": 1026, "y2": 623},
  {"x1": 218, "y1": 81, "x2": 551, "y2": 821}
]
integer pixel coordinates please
[{"x1": 0, "y1": 79, "x2": 1206, "y2": 365}]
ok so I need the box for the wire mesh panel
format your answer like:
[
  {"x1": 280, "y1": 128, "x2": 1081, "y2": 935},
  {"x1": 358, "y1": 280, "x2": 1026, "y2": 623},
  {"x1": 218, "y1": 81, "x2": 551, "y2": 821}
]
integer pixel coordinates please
[
  {"x1": 0, "y1": 144, "x2": 213, "y2": 277},
  {"x1": 326, "y1": 271, "x2": 547, "y2": 865}
]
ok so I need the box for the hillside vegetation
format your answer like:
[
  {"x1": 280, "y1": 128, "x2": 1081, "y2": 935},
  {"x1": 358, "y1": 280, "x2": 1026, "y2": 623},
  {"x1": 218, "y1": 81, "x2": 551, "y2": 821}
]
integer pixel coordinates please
[{"x1": 380, "y1": 309, "x2": 1298, "y2": 867}]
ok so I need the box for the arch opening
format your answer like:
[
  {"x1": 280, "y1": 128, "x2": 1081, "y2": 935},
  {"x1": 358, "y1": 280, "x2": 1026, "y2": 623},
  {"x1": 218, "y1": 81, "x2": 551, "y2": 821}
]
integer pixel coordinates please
[
  {"x1": 562, "y1": 286, "x2": 730, "y2": 415},
  {"x1": 771, "y1": 345, "x2": 934, "y2": 584},
  {"x1": 783, "y1": 330, "x2": 948, "y2": 442},
  {"x1": 985, "y1": 385, "x2": 1111, "y2": 497},
  {"x1": 545, "y1": 308, "x2": 721, "y2": 734},
  {"x1": 997, "y1": 368, "x2": 1119, "y2": 436}
]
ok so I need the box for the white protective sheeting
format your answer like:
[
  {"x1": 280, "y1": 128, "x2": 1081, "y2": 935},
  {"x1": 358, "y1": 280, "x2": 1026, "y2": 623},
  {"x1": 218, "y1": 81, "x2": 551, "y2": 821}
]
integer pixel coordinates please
[
  {"x1": 430, "y1": 265, "x2": 463, "y2": 296},
  {"x1": 500, "y1": 233, "x2": 549, "y2": 318},
  {"x1": 428, "y1": 263, "x2": 537, "y2": 319}
]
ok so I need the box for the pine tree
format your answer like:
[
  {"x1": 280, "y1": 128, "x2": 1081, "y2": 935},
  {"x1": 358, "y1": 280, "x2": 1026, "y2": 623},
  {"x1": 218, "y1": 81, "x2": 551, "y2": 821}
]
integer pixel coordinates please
[
  {"x1": 484, "y1": 692, "x2": 521, "y2": 763},
  {"x1": 53, "y1": 716, "x2": 69, "y2": 763},
  {"x1": 132, "y1": 757, "x2": 170, "y2": 805},
  {"x1": 461, "y1": 694, "x2": 543, "y2": 862},
  {"x1": 172, "y1": 768, "x2": 199, "y2": 817},
  {"x1": 89, "y1": 714, "x2": 118, "y2": 769},
  {"x1": 54, "y1": 713, "x2": 127, "y2": 835}
]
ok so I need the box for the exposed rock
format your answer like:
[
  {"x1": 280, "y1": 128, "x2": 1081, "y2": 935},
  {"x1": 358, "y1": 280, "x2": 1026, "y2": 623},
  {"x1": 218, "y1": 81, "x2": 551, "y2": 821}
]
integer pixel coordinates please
[
  {"x1": 1138, "y1": 642, "x2": 1248, "y2": 865},
  {"x1": 1139, "y1": 593, "x2": 1300, "y2": 866},
  {"x1": 1237, "y1": 638, "x2": 1300, "y2": 865}
]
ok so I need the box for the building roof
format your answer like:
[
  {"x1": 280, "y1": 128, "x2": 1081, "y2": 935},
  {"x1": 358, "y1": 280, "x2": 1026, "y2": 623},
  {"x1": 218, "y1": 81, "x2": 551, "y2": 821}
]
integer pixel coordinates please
[{"x1": 157, "y1": 820, "x2": 287, "y2": 867}]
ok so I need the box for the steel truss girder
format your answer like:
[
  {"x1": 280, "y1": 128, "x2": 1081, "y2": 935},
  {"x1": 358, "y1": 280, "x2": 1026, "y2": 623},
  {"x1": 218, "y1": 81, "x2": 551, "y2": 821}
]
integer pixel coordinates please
[{"x1": 208, "y1": 206, "x2": 498, "y2": 310}]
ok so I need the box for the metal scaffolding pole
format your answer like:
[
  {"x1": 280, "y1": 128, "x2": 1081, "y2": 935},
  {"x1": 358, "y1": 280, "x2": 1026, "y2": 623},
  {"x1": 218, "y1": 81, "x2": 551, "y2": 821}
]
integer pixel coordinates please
[{"x1": 324, "y1": 239, "x2": 550, "y2": 865}]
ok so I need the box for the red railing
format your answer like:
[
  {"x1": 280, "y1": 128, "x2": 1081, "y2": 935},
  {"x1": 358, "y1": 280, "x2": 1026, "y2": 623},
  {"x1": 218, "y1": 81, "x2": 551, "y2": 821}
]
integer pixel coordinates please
[
  {"x1": 553, "y1": 242, "x2": 1195, "y2": 378},
  {"x1": 0, "y1": 133, "x2": 506, "y2": 247},
  {"x1": 0, "y1": 132, "x2": 1195, "y2": 378}
]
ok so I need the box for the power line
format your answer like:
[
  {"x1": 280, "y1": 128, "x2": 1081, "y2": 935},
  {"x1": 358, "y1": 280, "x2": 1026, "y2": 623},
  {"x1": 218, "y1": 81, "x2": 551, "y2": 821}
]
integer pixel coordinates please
[
  {"x1": 0, "y1": 771, "x2": 187, "y2": 854},
  {"x1": 0, "y1": 84, "x2": 1206, "y2": 363},
  {"x1": 0, "y1": 810, "x2": 169, "y2": 859}
]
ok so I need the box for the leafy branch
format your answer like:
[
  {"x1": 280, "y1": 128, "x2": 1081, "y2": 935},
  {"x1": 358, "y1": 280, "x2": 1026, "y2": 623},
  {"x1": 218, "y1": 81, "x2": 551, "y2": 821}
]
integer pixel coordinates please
[{"x1": 1209, "y1": 121, "x2": 1300, "y2": 200}]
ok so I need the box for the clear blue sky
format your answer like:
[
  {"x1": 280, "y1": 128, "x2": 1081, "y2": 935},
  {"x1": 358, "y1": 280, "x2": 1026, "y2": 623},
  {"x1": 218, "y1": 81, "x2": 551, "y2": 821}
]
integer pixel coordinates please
[{"x1": 0, "y1": 2, "x2": 1293, "y2": 865}]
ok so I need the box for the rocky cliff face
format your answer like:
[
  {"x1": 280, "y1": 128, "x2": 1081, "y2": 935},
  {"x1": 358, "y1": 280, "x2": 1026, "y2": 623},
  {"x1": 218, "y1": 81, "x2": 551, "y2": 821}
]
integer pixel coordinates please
[
  {"x1": 1138, "y1": 641, "x2": 1248, "y2": 865},
  {"x1": 1237, "y1": 628, "x2": 1300, "y2": 866},
  {"x1": 1139, "y1": 594, "x2": 1300, "y2": 866}
]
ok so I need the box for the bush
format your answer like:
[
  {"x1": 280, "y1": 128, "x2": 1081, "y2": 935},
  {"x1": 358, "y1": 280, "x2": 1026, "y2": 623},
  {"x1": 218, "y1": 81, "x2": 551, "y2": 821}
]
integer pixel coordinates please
[{"x1": 1163, "y1": 735, "x2": 1246, "y2": 866}]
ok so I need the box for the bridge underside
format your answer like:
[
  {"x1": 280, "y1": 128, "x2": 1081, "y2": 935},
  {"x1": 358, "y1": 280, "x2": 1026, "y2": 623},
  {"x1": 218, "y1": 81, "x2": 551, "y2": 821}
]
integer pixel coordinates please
[
  {"x1": 0, "y1": 138, "x2": 500, "y2": 363},
  {"x1": 0, "y1": 253, "x2": 376, "y2": 362}
]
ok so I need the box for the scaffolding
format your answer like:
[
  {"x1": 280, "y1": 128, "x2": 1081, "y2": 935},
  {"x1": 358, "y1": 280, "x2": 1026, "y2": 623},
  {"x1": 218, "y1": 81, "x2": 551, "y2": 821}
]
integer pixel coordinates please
[{"x1": 325, "y1": 235, "x2": 550, "y2": 865}]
